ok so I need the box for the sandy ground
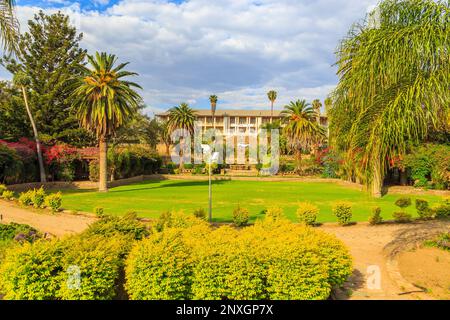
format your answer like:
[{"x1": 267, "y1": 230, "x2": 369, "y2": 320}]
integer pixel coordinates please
[
  {"x1": 1, "y1": 198, "x2": 449, "y2": 300},
  {"x1": 0, "y1": 200, "x2": 97, "y2": 237},
  {"x1": 398, "y1": 247, "x2": 450, "y2": 300}
]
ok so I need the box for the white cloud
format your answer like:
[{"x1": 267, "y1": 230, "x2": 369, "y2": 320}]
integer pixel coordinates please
[{"x1": 6, "y1": 0, "x2": 379, "y2": 115}]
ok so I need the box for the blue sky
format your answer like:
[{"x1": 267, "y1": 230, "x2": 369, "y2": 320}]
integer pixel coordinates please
[{"x1": 5, "y1": 0, "x2": 379, "y2": 115}]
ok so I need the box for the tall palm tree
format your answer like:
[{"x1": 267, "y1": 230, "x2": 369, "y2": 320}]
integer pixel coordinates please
[
  {"x1": 331, "y1": 0, "x2": 449, "y2": 197},
  {"x1": 167, "y1": 103, "x2": 197, "y2": 169},
  {"x1": 209, "y1": 95, "x2": 218, "y2": 128},
  {"x1": 312, "y1": 99, "x2": 322, "y2": 123},
  {"x1": 267, "y1": 90, "x2": 277, "y2": 120},
  {"x1": 281, "y1": 100, "x2": 325, "y2": 172},
  {"x1": 13, "y1": 71, "x2": 46, "y2": 182},
  {"x1": 0, "y1": 0, "x2": 19, "y2": 53},
  {"x1": 159, "y1": 120, "x2": 172, "y2": 160},
  {"x1": 71, "y1": 52, "x2": 142, "y2": 192}
]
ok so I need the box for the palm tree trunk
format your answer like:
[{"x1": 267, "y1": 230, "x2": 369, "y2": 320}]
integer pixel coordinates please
[
  {"x1": 179, "y1": 137, "x2": 184, "y2": 170},
  {"x1": 295, "y1": 149, "x2": 302, "y2": 174},
  {"x1": 371, "y1": 160, "x2": 382, "y2": 198},
  {"x1": 21, "y1": 86, "x2": 46, "y2": 183},
  {"x1": 270, "y1": 101, "x2": 273, "y2": 122},
  {"x1": 99, "y1": 137, "x2": 108, "y2": 192}
]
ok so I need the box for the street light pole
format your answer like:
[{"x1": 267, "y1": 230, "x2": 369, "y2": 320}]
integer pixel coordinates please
[
  {"x1": 201, "y1": 144, "x2": 219, "y2": 224},
  {"x1": 208, "y1": 161, "x2": 212, "y2": 223}
]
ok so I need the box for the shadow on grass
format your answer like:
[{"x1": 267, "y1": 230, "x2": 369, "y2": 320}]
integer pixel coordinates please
[{"x1": 109, "y1": 179, "x2": 233, "y2": 194}]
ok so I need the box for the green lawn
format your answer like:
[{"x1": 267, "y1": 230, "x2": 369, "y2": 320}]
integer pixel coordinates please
[{"x1": 61, "y1": 179, "x2": 446, "y2": 223}]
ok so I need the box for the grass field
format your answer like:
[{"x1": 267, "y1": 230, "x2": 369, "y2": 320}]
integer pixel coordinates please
[{"x1": 60, "y1": 179, "x2": 447, "y2": 223}]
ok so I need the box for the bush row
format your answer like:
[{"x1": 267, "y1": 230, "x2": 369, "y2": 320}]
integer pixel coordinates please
[{"x1": 18, "y1": 187, "x2": 62, "y2": 212}]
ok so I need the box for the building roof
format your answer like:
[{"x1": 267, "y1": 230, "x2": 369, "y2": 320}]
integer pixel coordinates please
[{"x1": 156, "y1": 109, "x2": 283, "y2": 117}]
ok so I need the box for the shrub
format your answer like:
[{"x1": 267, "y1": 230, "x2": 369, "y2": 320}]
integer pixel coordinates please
[
  {"x1": 434, "y1": 203, "x2": 450, "y2": 219},
  {"x1": 369, "y1": 207, "x2": 383, "y2": 225},
  {"x1": 0, "y1": 235, "x2": 129, "y2": 300},
  {"x1": 1, "y1": 190, "x2": 14, "y2": 200},
  {"x1": 0, "y1": 184, "x2": 7, "y2": 195},
  {"x1": 395, "y1": 197, "x2": 411, "y2": 209},
  {"x1": 44, "y1": 192, "x2": 62, "y2": 212},
  {"x1": 415, "y1": 199, "x2": 434, "y2": 220},
  {"x1": 296, "y1": 202, "x2": 319, "y2": 226},
  {"x1": 30, "y1": 187, "x2": 46, "y2": 208},
  {"x1": 84, "y1": 212, "x2": 149, "y2": 241},
  {"x1": 89, "y1": 160, "x2": 100, "y2": 182},
  {"x1": 233, "y1": 205, "x2": 249, "y2": 227},
  {"x1": 265, "y1": 206, "x2": 285, "y2": 222},
  {"x1": 125, "y1": 229, "x2": 194, "y2": 300},
  {"x1": 0, "y1": 222, "x2": 40, "y2": 242},
  {"x1": 393, "y1": 211, "x2": 412, "y2": 223},
  {"x1": 332, "y1": 202, "x2": 352, "y2": 225},
  {"x1": 94, "y1": 207, "x2": 105, "y2": 218},
  {"x1": 57, "y1": 235, "x2": 129, "y2": 300},
  {"x1": 0, "y1": 240, "x2": 65, "y2": 300},
  {"x1": 18, "y1": 190, "x2": 33, "y2": 206},
  {"x1": 193, "y1": 208, "x2": 206, "y2": 220}
]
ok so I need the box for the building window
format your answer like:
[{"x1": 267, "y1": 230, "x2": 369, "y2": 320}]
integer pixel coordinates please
[
  {"x1": 250, "y1": 117, "x2": 256, "y2": 124},
  {"x1": 206, "y1": 117, "x2": 213, "y2": 124},
  {"x1": 230, "y1": 117, "x2": 235, "y2": 124},
  {"x1": 239, "y1": 117, "x2": 246, "y2": 125}
]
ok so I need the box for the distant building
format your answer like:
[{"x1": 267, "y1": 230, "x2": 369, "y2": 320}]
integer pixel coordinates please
[{"x1": 156, "y1": 109, "x2": 328, "y2": 135}]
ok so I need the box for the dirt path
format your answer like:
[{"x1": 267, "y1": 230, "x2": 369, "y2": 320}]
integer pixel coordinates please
[
  {"x1": 322, "y1": 220, "x2": 450, "y2": 300},
  {"x1": 0, "y1": 200, "x2": 96, "y2": 237}
]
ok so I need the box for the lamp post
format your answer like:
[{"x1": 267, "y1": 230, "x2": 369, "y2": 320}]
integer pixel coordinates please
[{"x1": 201, "y1": 144, "x2": 219, "y2": 223}]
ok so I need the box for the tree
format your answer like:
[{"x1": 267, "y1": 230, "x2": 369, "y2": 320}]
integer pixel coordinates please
[
  {"x1": 324, "y1": 97, "x2": 332, "y2": 114},
  {"x1": 312, "y1": 99, "x2": 322, "y2": 113},
  {"x1": 331, "y1": 0, "x2": 450, "y2": 197},
  {"x1": 0, "y1": 81, "x2": 31, "y2": 140},
  {"x1": 267, "y1": 90, "x2": 277, "y2": 119},
  {"x1": 281, "y1": 100, "x2": 325, "y2": 172},
  {"x1": 159, "y1": 120, "x2": 172, "y2": 159},
  {"x1": 71, "y1": 52, "x2": 142, "y2": 192},
  {"x1": 2, "y1": 11, "x2": 91, "y2": 146},
  {"x1": 0, "y1": 0, "x2": 19, "y2": 53},
  {"x1": 209, "y1": 95, "x2": 218, "y2": 118},
  {"x1": 167, "y1": 103, "x2": 197, "y2": 169},
  {"x1": 13, "y1": 71, "x2": 46, "y2": 182}
]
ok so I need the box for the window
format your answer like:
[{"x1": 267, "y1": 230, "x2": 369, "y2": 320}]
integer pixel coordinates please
[
  {"x1": 230, "y1": 117, "x2": 235, "y2": 124},
  {"x1": 250, "y1": 117, "x2": 256, "y2": 124},
  {"x1": 239, "y1": 117, "x2": 246, "y2": 125}
]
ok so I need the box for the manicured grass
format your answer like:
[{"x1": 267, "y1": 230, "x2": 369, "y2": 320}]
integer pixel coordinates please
[{"x1": 61, "y1": 179, "x2": 446, "y2": 223}]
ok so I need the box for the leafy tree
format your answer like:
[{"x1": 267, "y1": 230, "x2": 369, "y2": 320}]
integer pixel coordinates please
[
  {"x1": 0, "y1": 81, "x2": 31, "y2": 140},
  {"x1": 167, "y1": 103, "x2": 197, "y2": 169},
  {"x1": 71, "y1": 52, "x2": 142, "y2": 192},
  {"x1": 0, "y1": 0, "x2": 19, "y2": 53},
  {"x1": 331, "y1": 0, "x2": 449, "y2": 196},
  {"x1": 2, "y1": 11, "x2": 92, "y2": 146},
  {"x1": 267, "y1": 90, "x2": 277, "y2": 118},
  {"x1": 281, "y1": 100, "x2": 325, "y2": 172},
  {"x1": 324, "y1": 97, "x2": 332, "y2": 114},
  {"x1": 312, "y1": 99, "x2": 322, "y2": 114}
]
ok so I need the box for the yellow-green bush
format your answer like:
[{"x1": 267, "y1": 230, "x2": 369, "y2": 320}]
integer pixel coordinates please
[
  {"x1": 296, "y1": 202, "x2": 319, "y2": 225},
  {"x1": 125, "y1": 217, "x2": 353, "y2": 300},
  {"x1": 332, "y1": 201, "x2": 353, "y2": 225},
  {"x1": 125, "y1": 229, "x2": 194, "y2": 300},
  {"x1": 232, "y1": 205, "x2": 249, "y2": 227},
  {"x1": 0, "y1": 228, "x2": 135, "y2": 300},
  {"x1": 264, "y1": 206, "x2": 285, "y2": 222},
  {"x1": 44, "y1": 192, "x2": 62, "y2": 212},
  {"x1": 1, "y1": 190, "x2": 14, "y2": 200}
]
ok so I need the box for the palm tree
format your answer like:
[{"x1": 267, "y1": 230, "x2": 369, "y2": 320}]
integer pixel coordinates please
[
  {"x1": 13, "y1": 71, "x2": 46, "y2": 182},
  {"x1": 71, "y1": 52, "x2": 142, "y2": 192},
  {"x1": 331, "y1": 0, "x2": 449, "y2": 197},
  {"x1": 312, "y1": 99, "x2": 322, "y2": 123},
  {"x1": 267, "y1": 90, "x2": 277, "y2": 120},
  {"x1": 209, "y1": 94, "x2": 218, "y2": 117},
  {"x1": 159, "y1": 120, "x2": 172, "y2": 160},
  {"x1": 0, "y1": 0, "x2": 19, "y2": 53},
  {"x1": 281, "y1": 99, "x2": 325, "y2": 173},
  {"x1": 167, "y1": 103, "x2": 197, "y2": 169},
  {"x1": 324, "y1": 97, "x2": 332, "y2": 114}
]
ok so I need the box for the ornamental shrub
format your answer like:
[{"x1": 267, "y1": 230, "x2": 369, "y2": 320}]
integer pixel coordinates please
[
  {"x1": 30, "y1": 187, "x2": 46, "y2": 208},
  {"x1": 332, "y1": 202, "x2": 352, "y2": 225},
  {"x1": 94, "y1": 207, "x2": 105, "y2": 218},
  {"x1": 125, "y1": 219, "x2": 352, "y2": 300},
  {"x1": 393, "y1": 211, "x2": 412, "y2": 223},
  {"x1": 415, "y1": 199, "x2": 434, "y2": 220},
  {"x1": 368, "y1": 207, "x2": 383, "y2": 225},
  {"x1": 0, "y1": 222, "x2": 40, "y2": 242},
  {"x1": 0, "y1": 184, "x2": 7, "y2": 195},
  {"x1": 1, "y1": 190, "x2": 14, "y2": 200},
  {"x1": 192, "y1": 207, "x2": 206, "y2": 220},
  {"x1": 18, "y1": 190, "x2": 33, "y2": 206},
  {"x1": 264, "y1": 206, "x2": 285, "y2": 222},
  {"x1": 434, "y1": 203, "x2": 450, "y2": 219},
  {"x1": 232, "y1": 205, "x2": 249, "y2": 227},
  {"x1": 84, "y1": 211, "x2": 149, "y2": 240},
  {"x1": 125, "y1": 229, "x2": 194, "y2": 300},
  {"x1": 395, "y1": 197, "x2": 411, "y2": 209},
  {"x1": 296, "y1": 202, "x2": 319, "y2": 225},
  {"x1": 44, "y1": 192, "x2": 62, "y2": 212}
]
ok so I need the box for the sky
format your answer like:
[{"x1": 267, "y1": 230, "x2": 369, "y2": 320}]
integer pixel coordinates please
[{"x1": 3, "y1": 0, "x2": 380, "y2": 116}]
